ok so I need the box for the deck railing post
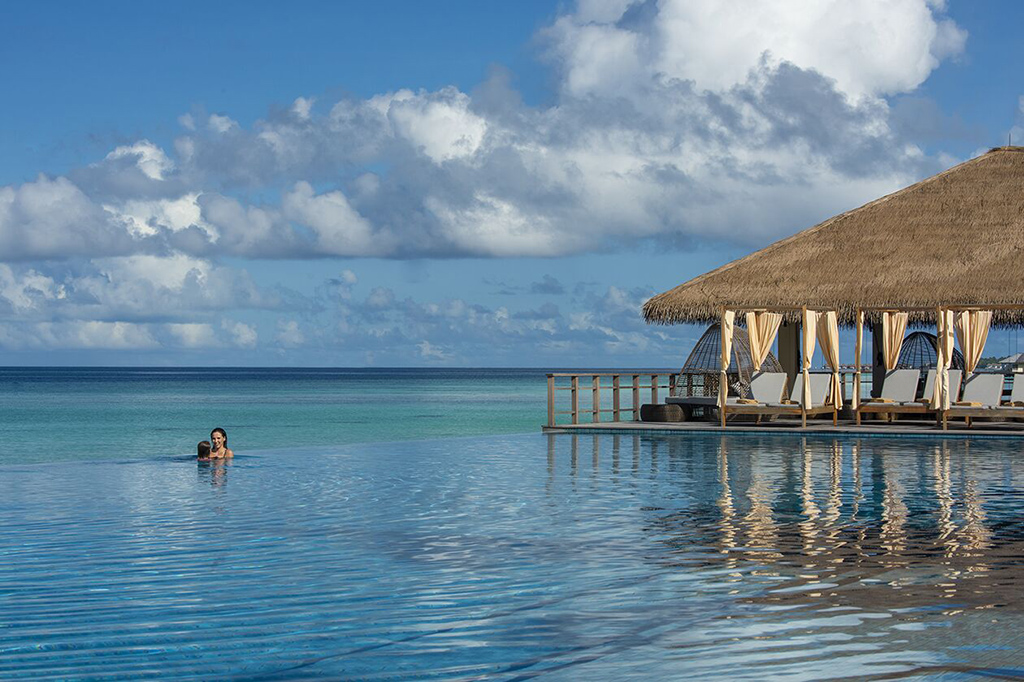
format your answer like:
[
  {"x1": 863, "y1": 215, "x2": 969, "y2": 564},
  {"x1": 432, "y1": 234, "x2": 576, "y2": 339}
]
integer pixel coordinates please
[
  {"x1": 592, "y1": 375, "x2": 601, "y2": 423},
  {"x1": 571, "y1": 375, "x2": 579, "y2": 425},
  {"x1": 632, "y1": 375, "x2": 640, "y2": 421},
  {"x1": 612, "y1": 375, "x2": 621, "y2": 421},
  {"x1": 651, "y1": 374, "x2": 659, "y2": 405},
  {"x1": 546, "y1": 374, "x2": 555, "y2": 427}
]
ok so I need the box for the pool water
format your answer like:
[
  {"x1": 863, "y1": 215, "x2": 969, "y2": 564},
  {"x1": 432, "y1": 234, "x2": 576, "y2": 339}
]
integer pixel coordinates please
[{"x1": 2, "y1": 433, "x2": 1023, "y2": 679}]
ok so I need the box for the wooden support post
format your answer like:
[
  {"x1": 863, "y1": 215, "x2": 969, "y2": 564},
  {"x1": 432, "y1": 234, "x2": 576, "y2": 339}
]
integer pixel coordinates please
[
  {"x1": 632, "y1": 375, "x2": 640, "y2": 421},
  {"x1": 546, "y1": 374, "x2": 555, "y2": 427},
  {"x1": 854, "y1": 308, "x2": 863, "y2": 425},
  {"x1": 651, "y1": 374, "x2": 659, "y2": 405},
  {"x1": 612, "y1": 375, "x2": 621, "y2": 422},
  {"x1": 801, "y1": 305, "x2": 809, "y2": 429},
  {"x1": 571, "y1": 375, "x2": 579, "y2": 425},
  {"x1": 592, "y1": 375, "x2": 601, "y2": 423}
]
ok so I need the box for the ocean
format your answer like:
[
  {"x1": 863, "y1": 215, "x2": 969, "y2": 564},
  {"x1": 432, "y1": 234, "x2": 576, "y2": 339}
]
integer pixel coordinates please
[
  {"x1": 2, "y1": 368, "x2": 1023, "y2": 678},
  {"x1": 0, "y1": 367, "x2": 547, "y2": 464}
]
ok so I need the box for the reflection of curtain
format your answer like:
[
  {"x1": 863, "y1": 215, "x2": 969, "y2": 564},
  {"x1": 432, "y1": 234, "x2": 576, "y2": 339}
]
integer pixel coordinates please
[
  {"x1": 816, "y1": 311, "x2": 843, "y2": 408},
  {"x1": 745, "y1": 311, "x2": 783, "y2": 371},
  {"x1": 719, "y1": 310, "x2": 735, "y2": 411},
  {"x1": 882, "y1": 311, "x2": 908, "y2": 369},
  {"x1": 931, "y1": 308, "x2": 954, "y2": 410},
  {"x1": 853, "y1": 309, "x2": 864, "y2": 409},
  {"x1": 954, "y1": 310, "x2": 992, "y2": 374},
  {"x1": 802, "y1": 309, "x2": 819, "y2": 409}
]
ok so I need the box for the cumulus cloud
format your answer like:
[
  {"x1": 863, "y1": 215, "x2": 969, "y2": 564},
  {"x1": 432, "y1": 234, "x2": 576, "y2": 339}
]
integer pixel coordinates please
[
  {"x1": 0, "y1": 1, "x2": 970, "y2": 263},
  {"x1": 0, "y1": 1, "x2": 977, "y2": 360},
  {"x1": 549, "y1": 0, "x2": 965, "y2": 100},
  {"x1": 0, "y1": 176, "x2": 146, "y2": 261},
  {"x1": 224, "y1": 320, "x2": 258, "y2": 348}
]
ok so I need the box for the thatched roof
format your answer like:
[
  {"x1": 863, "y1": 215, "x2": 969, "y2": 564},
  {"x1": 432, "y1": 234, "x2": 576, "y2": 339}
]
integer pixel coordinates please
[{"x1": 644, "y1": 146, "x2": 1024, "y2": 327}]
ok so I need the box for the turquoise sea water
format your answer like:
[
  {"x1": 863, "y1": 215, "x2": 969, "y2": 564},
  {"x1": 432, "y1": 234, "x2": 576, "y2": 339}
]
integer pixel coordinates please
[
  {"x1": 0, "y1": 368, "x2": 547, "y2": 464},
  {"x1": 2, "y1": 369, "x2": 1024, "y2": 678}
]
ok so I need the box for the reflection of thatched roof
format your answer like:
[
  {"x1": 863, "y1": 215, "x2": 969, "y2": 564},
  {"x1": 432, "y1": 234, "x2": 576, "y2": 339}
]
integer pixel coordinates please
[{"x1": 644, "y1": 147, "x2": 1024, "y2": 327}]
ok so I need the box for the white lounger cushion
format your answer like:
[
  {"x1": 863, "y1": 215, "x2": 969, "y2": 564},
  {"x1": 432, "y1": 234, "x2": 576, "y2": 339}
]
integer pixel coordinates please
[
  {"x1": 957, "y1": 373, "x2": 1003, "y2": 408},
  {"x1": 912, "y1": 369, "x2": 962, "y2": 406},
  {"x1": 767, "y1": 373, "x2": 832, "y2": 408},
  {"x1": 878, "y1": 369, "x2": 919, "y2": 403},
  {"x1": 1007, "y1": 375, "x2": 1024, "y2": 405},
  {"x1": 747, "y1": 372, "x2": 787, "y2": 404}
]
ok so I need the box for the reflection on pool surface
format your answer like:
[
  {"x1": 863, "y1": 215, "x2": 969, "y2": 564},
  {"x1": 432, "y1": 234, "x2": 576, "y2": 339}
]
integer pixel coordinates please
[{"x1": 2, "y1": 434, "x2": 1024, "y2": 679}]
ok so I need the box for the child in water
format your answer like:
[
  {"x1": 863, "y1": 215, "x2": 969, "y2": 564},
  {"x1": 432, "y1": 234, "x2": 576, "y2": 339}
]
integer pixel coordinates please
[{"x1": 197, "y1": 440, "x2": 212, "y2": 460}]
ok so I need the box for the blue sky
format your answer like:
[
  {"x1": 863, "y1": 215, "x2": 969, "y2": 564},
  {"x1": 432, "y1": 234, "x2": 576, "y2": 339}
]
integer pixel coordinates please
[{"x1": 2, "y1": 0, "x2": 1023, "y2": 367}]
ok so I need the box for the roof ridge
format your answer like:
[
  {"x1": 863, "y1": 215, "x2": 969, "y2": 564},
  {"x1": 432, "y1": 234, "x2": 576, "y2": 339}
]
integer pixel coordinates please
[{"x1": 657, "y1": 150, "x2": 997, "y2": 298}]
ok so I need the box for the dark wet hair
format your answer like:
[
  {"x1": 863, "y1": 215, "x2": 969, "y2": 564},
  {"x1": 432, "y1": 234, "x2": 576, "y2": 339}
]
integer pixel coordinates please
[
  {"x1": 211, "y1": 428, "x2": 227, "y2": 445},
  {"x1": 197, "y1": 441, "x2": 211, "y2": 458}
]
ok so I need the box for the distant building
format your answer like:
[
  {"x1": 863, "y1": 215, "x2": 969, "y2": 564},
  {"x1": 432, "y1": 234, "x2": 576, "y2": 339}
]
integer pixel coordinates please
[{"x1": 995, "y1": 353, "x2": 1024, "y2": 373}]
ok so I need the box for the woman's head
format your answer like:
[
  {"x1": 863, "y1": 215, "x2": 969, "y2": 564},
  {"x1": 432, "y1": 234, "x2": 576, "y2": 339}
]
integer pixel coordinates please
[{"x1": 211, "y1": 428, "x2": 227, "y2": 449}]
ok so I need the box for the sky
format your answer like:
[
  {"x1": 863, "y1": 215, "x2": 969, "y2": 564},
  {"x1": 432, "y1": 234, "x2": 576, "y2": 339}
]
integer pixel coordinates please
[{"x1": 3, "y1": 0, "x2": 1024, "y2": 367}]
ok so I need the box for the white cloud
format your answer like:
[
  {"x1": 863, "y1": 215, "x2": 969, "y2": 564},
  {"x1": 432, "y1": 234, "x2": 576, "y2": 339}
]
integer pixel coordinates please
[
  {"x1": 292, "y1": 97, "x2": 315, "y2": 120},
  {"x1": 208, "y1": 114, "x2": 239, "y2": 134},
  {"x1": 417, "y1": 339, "x2": 447, "y2": 359},
  {"x1": 224, "y1": 320, "x2": 258, "y2": 348},
  {"x1": 104, "y1": 141, "x2": 175, "y2": 180},
  {"x1": 282, "y1": 182, "x2": 390, "y2": 256},
  {"x1": 276, "y1": 319, "x2": 304, "y2": 346},
  {"x1": 0, "y1": 265, "x2": 65, "y2": 311},
  {"x1": 2, "y1": 321, "x2": 160, "y2": 350},
  {"x1": 550, "y1": 0, "x2": 966, "y2": 100},
  {"x1": 0, "y1": 175, "x2": 139, "y2": 260},
  {"x1": 108, "y1": 192, "x2": 207, "y2": 237},
  {"x1": 387, "y1": 87, "x2": 488, "y2": 163},
  {"x1": 167, "y1": 322, "x2": 218, "y2": 348}
]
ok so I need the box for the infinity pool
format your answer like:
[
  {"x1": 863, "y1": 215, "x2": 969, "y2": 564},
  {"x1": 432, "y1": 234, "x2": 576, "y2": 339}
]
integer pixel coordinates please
[{"x1": 2, "y1": 434, "x2": 1023, "y2": 679}]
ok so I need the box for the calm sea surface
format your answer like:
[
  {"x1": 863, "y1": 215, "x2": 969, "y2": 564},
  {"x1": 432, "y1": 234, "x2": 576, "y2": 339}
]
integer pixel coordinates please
[
  {"x1": 2, "y1": 369, "x2": 1024, "y2": 678},
  {"x1": 0, "y1": 368, "x2": 547, "y2": 464}
]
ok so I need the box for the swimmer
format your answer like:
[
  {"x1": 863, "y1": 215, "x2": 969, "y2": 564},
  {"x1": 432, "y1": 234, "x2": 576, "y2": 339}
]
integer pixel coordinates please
[
  {"x1": 197, "y1": 440, "x2": 212, "y2": 460},
  {"x1": 210, "y1": 428, "x2": 234, "y2": 459}
]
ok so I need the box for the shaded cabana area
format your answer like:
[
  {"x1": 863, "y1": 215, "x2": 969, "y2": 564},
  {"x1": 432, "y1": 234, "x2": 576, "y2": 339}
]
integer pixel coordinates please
[{"x1": 642, "y1": 146, "x2": 1024, "y2": 431}]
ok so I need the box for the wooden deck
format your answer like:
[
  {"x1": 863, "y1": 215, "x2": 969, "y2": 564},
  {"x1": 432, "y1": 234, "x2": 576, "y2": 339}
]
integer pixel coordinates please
[{"x1": 542, "y1": 417, "x2": 1024, "y2": 439}]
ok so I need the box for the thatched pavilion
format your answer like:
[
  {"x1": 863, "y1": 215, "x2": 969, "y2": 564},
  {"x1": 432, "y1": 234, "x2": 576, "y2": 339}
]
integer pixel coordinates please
[{"x1": 643, "y1": 146, "x2": 1024, "y2": 427}]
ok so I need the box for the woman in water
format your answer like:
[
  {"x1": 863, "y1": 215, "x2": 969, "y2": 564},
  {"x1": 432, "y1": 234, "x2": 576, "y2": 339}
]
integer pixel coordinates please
[{"x1": 209, "y1": 427, "x2": 234, "y2": 459}]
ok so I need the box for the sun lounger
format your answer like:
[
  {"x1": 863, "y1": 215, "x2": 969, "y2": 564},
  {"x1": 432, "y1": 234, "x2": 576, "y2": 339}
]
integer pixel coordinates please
[
  {"x1": 855, "y1": 369, "x2": 919, "y2": 424},
  {"x1": 725, "y1": 372, "x2": 836, "y2": 427},
  {"x1": 857, "y1": 369, "x2": 962, "y2": 425},
  {"x1": 942, "y1": 373, "x2": 1005, "y2": 429}
]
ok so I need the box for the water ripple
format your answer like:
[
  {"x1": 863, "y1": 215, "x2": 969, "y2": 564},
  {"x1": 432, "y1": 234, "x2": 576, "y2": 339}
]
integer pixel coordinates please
[{"x1": 1, "y1": 434, "x2": 1024, "y2": 678}]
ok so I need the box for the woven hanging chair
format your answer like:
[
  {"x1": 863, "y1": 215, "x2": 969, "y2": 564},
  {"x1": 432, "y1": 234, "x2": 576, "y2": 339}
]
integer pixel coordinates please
[
  {"x1": 677, "y1": 324, "x2": 784, "y2": 398},
  {"x1": 896, "y1": 331, "x2": 965, "y2": 370}
]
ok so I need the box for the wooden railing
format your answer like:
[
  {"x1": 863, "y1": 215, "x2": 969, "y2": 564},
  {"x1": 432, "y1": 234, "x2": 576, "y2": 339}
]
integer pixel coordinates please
[
  {"x1": 546, "y1": 372, "x2": 677, "y2": 427},
  {"x1": 547, "y1": 368, "x2": 879, "y2": 428}
]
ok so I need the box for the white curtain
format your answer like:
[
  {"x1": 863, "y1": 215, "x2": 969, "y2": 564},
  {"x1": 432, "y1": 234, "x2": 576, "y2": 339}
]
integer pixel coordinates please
[
  {"x1": 816, "y1": 311, "x2": 843, "y2": 408},
  {"x1": 802, "y1": 309, "x2": 819, "y2": 409},
  {"x1": 882, "y1": 311, "x2": 909, "y2": 370},
  {"x1": 954, "y1": 310, "x2": 992, "y2": 374},
  {"x1": 745, "y1": 311, "x2": 783, "y2": 372},
  {"x1": 719, "y1": 311, "x2": 735, "y2": 411},
  {"x1": 931, "y1": 308, "x2": 954, "y2": 410}
]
